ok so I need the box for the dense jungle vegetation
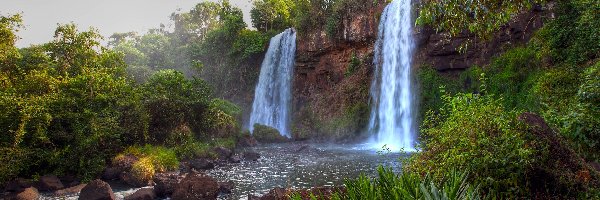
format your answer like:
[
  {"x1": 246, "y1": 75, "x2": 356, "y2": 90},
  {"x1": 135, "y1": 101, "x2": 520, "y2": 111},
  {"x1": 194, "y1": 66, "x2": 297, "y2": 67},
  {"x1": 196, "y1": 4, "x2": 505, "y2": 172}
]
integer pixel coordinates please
[{"x1": 1, "y1": 0, "x2": 599, "y2": 199}]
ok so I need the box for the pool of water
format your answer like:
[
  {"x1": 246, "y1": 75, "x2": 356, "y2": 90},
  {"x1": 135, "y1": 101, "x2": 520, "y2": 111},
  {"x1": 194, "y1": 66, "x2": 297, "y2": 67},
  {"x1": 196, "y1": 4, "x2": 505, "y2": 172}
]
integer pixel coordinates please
[
  {"x1": 40, "y1": 143, "x2": 406, "y2": 200},
  {"x1": 210, "y1": 143, "x2": 404, "y2": 199}
]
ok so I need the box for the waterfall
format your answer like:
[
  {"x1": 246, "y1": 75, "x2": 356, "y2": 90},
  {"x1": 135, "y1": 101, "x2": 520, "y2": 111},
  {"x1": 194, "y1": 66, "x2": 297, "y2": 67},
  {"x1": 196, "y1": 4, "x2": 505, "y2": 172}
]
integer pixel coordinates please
[
  {"x1": 367, "y1": 0, "x2": 416, "y2": 151},
  {"x1": 248, "y1": 28, "x2": 297, "y2": 137}
]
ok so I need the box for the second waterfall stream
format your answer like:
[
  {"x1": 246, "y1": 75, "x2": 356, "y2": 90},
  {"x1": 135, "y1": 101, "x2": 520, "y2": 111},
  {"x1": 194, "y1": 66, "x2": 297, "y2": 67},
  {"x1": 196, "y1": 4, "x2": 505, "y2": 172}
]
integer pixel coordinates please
[
  {"x1": 248, "y1": 28, "x2": 296, "y2": 137},
  {"x1": 368, "y1": 0, "x2": 416, "y2": 151}
]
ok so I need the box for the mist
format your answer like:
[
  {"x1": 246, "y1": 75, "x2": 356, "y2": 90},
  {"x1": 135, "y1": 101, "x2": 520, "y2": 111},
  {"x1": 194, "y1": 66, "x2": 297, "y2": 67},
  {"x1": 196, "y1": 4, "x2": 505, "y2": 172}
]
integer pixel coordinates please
[{"x1": 1, "y1": 0, "x2": 253, "y2": 47}]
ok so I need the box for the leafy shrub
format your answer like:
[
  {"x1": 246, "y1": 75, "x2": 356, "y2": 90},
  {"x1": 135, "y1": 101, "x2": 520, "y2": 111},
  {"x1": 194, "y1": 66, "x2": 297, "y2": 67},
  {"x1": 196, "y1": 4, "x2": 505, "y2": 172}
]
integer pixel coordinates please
[
  {"x1": 416, "y1": 65, "x2": 461, "y2": 118},
  {"x1": 232, "y1": 29, "x2": 270, "y2": 59},
  {"x1": 562, "y1": 62, "x2": 600, "y2": 158},
  {"x1": 532, "y1": 66, "x2": 580, "y2": 129},
  {"x1": 130, "y1": 157, "x2": 155, "y2": 183},
  {"x1": 345, "y1": 52, "x2": 361, "y2": 77},
  {"x1": 173, "y1": 141, "x2": 215, "y2": 160},
  {"x1": 122, "y1": 145, "x2": 179, "y2": 172},
  {"x1": 407, "y1": 81, "x2": 536, "y2": 197},
  {"x1": 143, "y1": 69, "x2": 213, "y2": 142},
  {"x1": 291, "y1": 167, "x2": 481, "y2": 200},
  {"x1": 534, "y1": 0, "x2": 600, "y2": 64}
]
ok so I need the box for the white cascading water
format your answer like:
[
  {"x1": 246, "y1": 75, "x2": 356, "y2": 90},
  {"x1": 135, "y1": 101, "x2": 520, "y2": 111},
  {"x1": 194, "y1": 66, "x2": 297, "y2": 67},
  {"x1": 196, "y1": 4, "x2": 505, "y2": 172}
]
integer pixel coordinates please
[
  {"x1": 248, "y1": 28, "x2": 297, "y2": 137},
  {"x1": 367, "y1": 0, "x2": 416, "y2": 151}
]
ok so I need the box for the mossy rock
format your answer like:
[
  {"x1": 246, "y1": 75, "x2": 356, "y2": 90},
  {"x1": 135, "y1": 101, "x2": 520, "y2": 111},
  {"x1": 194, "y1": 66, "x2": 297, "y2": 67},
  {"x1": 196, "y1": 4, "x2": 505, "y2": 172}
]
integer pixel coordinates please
[{"x1": 252, "y1": 124, "x2": 289, "y2": 143}]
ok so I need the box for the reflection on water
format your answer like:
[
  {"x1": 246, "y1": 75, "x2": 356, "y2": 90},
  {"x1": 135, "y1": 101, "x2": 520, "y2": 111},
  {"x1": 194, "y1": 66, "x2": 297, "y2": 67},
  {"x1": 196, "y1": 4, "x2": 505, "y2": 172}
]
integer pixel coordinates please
[{"x1": 209, "y1": 143, "x2": 405, "y2": 199}]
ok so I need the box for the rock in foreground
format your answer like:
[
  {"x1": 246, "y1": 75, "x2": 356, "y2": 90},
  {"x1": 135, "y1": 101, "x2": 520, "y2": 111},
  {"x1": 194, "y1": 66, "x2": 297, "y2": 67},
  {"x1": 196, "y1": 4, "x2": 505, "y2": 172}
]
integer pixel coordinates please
[
  {"x1": 171, "y1": 172, "x2": 219, "y2": 200},
  {"x1": 5, "y1": 187, "x2": 39, "y2": 200},
  {"x1": 124, "y1": 188, "x2": 156, "y2": 200},
  {"x1": 37, "y1": 175, "x2": 64, "y2": 191},
  {"x1": 243, "y1": 151, "x2": 260, "y2": 161},
  {"x1": 78, "y1": 179, "x2": 116, "y2": 200}
]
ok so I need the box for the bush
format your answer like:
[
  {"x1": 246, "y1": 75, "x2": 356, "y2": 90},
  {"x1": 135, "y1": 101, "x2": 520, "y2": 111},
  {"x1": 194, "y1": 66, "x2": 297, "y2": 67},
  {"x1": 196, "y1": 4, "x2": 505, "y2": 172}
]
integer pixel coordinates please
[
  {"x1": 345, "y1": 52, "x2": 361, "y2": 77},
  {"x1": 292, "y1": 167, "x2": 481, "y2": 200},
  {"x1": 406, "y1": 82, "x2": 536, "y2": 197},
  {"x1": 563, "y1": 62, "x2": 600, "y2": 159},
  {"x1": 416, "y1": 65, "x2": 461, "y2": 118},
  {"x1": 534, "y1": 0, "x2": 600, "y2": 64},
  {"x1": 173, "y1": 141, "x2": 215, "y2": 160},
  {"x1": 122, "y1": 145, "x2": 179, "y2": 172}
]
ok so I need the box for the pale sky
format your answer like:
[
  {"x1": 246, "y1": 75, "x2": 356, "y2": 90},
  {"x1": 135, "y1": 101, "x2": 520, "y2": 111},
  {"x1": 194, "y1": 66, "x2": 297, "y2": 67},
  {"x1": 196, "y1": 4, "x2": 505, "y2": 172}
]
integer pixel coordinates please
[{"x1": 1, "y1": 0, "x2": 253, "y2": 47}]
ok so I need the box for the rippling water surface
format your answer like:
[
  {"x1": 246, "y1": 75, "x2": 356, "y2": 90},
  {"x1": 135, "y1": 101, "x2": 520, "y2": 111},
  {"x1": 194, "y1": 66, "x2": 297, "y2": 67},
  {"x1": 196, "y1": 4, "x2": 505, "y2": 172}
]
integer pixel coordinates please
[
  {"x1": 210, "y1": 143, "x2": 404, "y2": 199},
  {"x1": 40, "y1": 143, "x2": 405, "y2": 200}
]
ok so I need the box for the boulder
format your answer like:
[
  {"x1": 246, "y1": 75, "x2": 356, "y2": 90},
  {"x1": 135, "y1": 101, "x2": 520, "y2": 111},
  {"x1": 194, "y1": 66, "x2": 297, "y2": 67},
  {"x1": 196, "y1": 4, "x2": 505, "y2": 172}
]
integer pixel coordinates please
[
  {"x1": 218, "y1": 181, "x2": 234, "y2": 194},
  {"x1": 214, "y1": 147, "x2": 233, "y2": 160},
  {"x1": 5, "y1": 187, "x2": 39, "y2": 200},
  {"x1": 3, "y1": 178, "x2": 31, "y2": 193},
  {"x1": 101, "y1": 167, "x2": 122, "y2": 180},
  {"x1": 237, "y1": 134, "x2": 258, "y2": 147},
  {"x1": 189, "y1": 159, "x2": 215, "y2": 170},
  {"x1": 120, "y1": 172, "x2": 151, "y2": 187},
  {"x1": 252, "y1": 124, "x2": 289, "y2": 143},
  {"x1": 53, "y1": 183, "x2": 86, "y2": 197},
  {"x1": 153, "y1": 173, "x2": 182, "y2": 198},
  {"x1": 171, "y1": 172, "x2": 219, "y2": 200},
  {"x1": 58, "y1": 175, "x2": 79, "y2": 188},
  {"x1": 243, "y1": 151, "x2": 260, "y2": 161},
  {"x1": 37, "y1": 175, "x2": 64, "y2": 191},
  {"x1": 112, "y1": 154, "x2": 138, "y2": 170},
  {"x1": 518, "y1": 113, "x2": 599, "y2": 195},
  {"x1": 229, "y1": 155, "x2": 242, "y2": 163},
  {"x1": 124, "y1": 188, "x2": 156, "y2": 200},
  {"x1": 247, "y1": 194, "x2": 261, "y2": 200},
  {"x1": 78, "y1": 179, "x2": 116, "y2": 200}
]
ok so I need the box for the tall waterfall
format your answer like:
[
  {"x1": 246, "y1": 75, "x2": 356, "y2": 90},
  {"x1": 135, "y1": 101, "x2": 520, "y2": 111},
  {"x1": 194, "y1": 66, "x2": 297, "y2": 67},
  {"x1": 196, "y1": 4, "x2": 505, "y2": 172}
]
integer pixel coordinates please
[
  {"x1": 367, "y1": 0, "x2": 415, "y2": 151},
  {"x1": 248, "y1": 28, "x2": 297, "y2": 137}
]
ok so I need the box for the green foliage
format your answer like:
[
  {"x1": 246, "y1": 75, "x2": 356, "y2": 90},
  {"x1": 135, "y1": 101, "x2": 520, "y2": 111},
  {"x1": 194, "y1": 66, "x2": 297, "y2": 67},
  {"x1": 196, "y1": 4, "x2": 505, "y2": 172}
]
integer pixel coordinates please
[
  {"x1": 209, "y1": 98, "x2": 241, "y2": 118},
  {"x1": 0, "y1": 14, "x2": 243, "y2": 182},
  {"x1": 345, "y1": 52, "x2": 361, "y2": 77},
  {"x1": 293, "y1": 0, "x2": 381, "y2": 36},
  {"x1": 115, "y1": 145, "x2": 179, "y2": 184},
  {"x1": 416, "y1": 66, "x2": 461, "y2": 119},
  {"x1": 561, "y1": 62, "x2": 600, "y2": 158},
  {"x1": 0, "y1": 22, "x2": 148, "y2": 181},
  {"x1": 232, "y1": 29, "x2": 270, "y2": 60},
  {"x1": 251, "y1": 0, "x2": 296, "y2": 32},
  {"x1": 407, "y1": 83, "x2": 536, "y2": 197},
  {"x1": 331, "y1": 167, "x2": 481, "y2": 200},
  {"x1": 173, "y1": 140, "x2": 215, "y2": 159},
  {"x1": 463, "y1": 47, "x2": 542, "y2": 111},
  {"x1": 122, "y1": 145, "x2": 179, "y2": 172},
  {"x1": 417, "y1": 0, "x2": 544, "y2": 40},
  {"x1": 143, "y1": 69, "x2": 213, "y2": 142},
  {"x1": 534, "y1": 0, "x2": 600, "y2": 64}
]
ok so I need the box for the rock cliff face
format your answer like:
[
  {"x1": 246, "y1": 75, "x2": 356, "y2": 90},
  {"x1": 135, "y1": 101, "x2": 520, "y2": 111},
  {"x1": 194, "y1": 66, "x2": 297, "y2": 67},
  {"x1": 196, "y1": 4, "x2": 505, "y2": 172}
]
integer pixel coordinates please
[
  {"x1": 290, "y1": 1, "x2": 553, "y2": 140},
  {"x1": 291, "y1": 3, "x2": 385, "y2": 140},
  {"x1": 413, "y1": 4, "x2": 553, "y2": 71}
]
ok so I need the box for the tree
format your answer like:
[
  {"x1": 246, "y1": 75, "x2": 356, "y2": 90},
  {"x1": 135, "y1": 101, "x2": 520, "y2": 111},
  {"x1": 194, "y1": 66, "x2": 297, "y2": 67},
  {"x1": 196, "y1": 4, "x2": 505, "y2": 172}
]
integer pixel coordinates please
[
  {"x1": 417, "y1": 0, "x2": 545, "y2": 39},
  {"x1": 170, "y1": 2, "x2": 221, "y2": 44},
  {"x1": 251, "y1": 0, "x2": 295, "y2": 32}
]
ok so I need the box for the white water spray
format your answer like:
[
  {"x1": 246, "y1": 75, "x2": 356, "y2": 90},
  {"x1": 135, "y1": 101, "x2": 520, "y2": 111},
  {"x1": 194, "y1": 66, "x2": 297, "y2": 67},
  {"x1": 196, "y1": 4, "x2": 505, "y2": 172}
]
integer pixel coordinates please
[
  {"x1": 248, "y1": 28, "x2": 297, "y2": 137},
  {"x1": 367, "y1": 0, "x2": 416, "y2": 151}
]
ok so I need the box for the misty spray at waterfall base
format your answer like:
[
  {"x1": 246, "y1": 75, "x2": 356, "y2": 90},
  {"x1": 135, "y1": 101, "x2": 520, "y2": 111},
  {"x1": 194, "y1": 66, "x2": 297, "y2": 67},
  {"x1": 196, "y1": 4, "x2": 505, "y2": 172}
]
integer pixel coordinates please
[
  {"x1": 248, "y1": 28, "x2": 297, "y2": 137},
  {"x1": 367, "y1": 0, "x2": 416, "y2": 151}
]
